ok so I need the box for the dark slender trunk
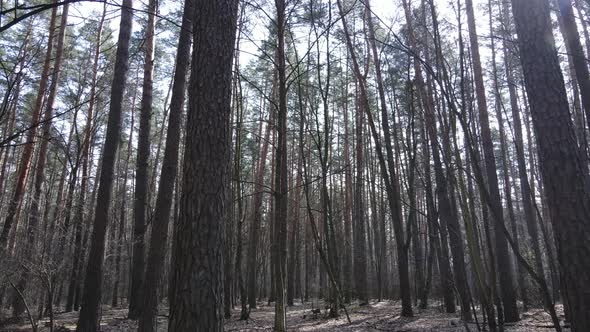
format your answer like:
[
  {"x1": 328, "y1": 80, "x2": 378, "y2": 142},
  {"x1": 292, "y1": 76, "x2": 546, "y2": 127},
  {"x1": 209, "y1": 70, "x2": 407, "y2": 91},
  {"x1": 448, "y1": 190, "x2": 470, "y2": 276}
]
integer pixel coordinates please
[
  {"x1": 342, "y1": 55, "x2": 353, "y2": 304},
  {"x1": 136, "y1": 0, "x2": 192, "y2": 328},
  {"x1": 75, "y1": 1, "x2": 133, "y2": 329},
  {"x1": 272, "y1": 1, "x2": 288, "y2": 328},
  {"x1": 465, "y1": 0, "x2": 519, "y2": 322},
  {"x1": 128, "y1": 0, "x2": 156, "y2": 318},
  {"x1": 287, "y1": 157, "x2": 302, "y2": 306},
  {"x1": 246, "y1": 77, "x2": 276, "y2": 309}
]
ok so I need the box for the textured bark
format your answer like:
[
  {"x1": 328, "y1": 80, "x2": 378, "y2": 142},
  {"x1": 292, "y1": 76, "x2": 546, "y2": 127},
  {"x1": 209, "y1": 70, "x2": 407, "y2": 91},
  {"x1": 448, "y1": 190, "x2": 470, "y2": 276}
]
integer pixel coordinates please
[
  {"x1": 137, "y1": 0, "x2": 193, "y2": 328},
  {"x1": 267, "y1": 122, "x2": 277, "y2": 304},
  {"x1": 167, "y1": 0, "x2": 238, "y2": 330},
  {"x1": 75, "y1": 1, "x2": 133, "y2": 330},
  {"x1": 511, "y1": 0, "x2": 590, "y2": 330},
  {"x1": 273, "y1": 0, "x2": 288, "y2": 329},
  {"x1": 464, "y1": 0, "x2": 519, "y2": 322},
  {"x1": 128, "y1": 0, "x2": 157, "y2": 319}
]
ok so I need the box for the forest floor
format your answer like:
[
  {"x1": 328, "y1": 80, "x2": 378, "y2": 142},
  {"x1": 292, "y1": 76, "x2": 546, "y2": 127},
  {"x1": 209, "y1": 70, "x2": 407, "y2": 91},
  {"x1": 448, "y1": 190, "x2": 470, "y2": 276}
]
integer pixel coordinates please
[{"x1": 1, "y1": 300, "x2": 568, "y2": 331}]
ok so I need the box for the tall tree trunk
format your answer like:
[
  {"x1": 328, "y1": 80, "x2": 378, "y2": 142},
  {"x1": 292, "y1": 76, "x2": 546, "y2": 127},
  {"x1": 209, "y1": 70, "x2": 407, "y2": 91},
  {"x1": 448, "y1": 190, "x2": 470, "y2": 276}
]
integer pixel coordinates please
[
  {"x1": 366, "y1": 0, "x2": 399, "y2": 304},
  {"x1": 167, "y1": 0, "x2": 238, "y2": 330},
  {"x1": 231, "y1": 28, "x2": 249, "y2": 318},
  {"x1": 488, "y1": 0, "x2": 527, "y2": 309},
  {"x1": 310, "y1": 0, "x2": 339, "y2": 314},
  {"x1": 339, "y1": 4, "x2": 369, "y2": 305},
  {"x1": 75, "y1": 1, "x2": 134, "y2": 329},
  {"x1": 464, "y1": 0, "x2": 519, "y2": 322},
  {"x1": 501, "y1": 0, "x2": 546, "y2": 306},
  {"x1": 272, "y1": 0, "x2": 288, "y2": 329},
  {"x1": 137, "y1": 0, "x2": 193, "y2": 328},
  {"x1": 112, "y1": 150, "x2": 129, "y2": 308},
  {"x1": 108, "y1": 79, "x2": 137, "y2": 308},
  {"x1": 342, "y1": 54, "x2": 353, "y2": 304},
  {"x1": 128, "y1": 0, "x2": 157, "y2": 318},
  {"x1": 353, "y1": 83, "x2": 368, "y2": 303},
  {"x1": 63, "y1": 165, "x2": 82, "y2": 312},
  {"x1": 419, "y1": 123, "x2": 439, "y2": 310},
  {"x1": 246, "y1": 76, "x2": 275, "y2": 309},
  {"x1": 287, "y1": 156, "x2": 302, "y2": 306},
  {"x1": 511, "y1": 0, "x2": 590, "y2": 330},
  {"x1": 267, "y1": 119, "x2": 277, "y2": 304}
]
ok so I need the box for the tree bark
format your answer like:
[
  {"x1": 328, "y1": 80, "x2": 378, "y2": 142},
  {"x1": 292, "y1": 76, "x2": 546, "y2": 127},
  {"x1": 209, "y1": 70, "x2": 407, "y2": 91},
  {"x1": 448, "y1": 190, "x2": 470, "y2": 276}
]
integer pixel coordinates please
[
  {"x1": 137, "y1": 0, "x2": 193, "y2": 328},
  {"x1": 75, "y1": 1, "x2": 134, "y2": 329},
  {"x1": 500, "y1": 0, "x2": 546, "y2": 308},
  {"x1": 128, "y1": 0, "x2": 157, "y2": 319},
  {"x1": 464, "y1": 0, "x2": 519, "y2": 322},
  {"x1": 287, "y1": 156, "x2": 302, "y2": 306},
  {"x1": 342, "y1": 70, "x2": 353, "y2": 303},
  {"x1": 272, "y1": 0, "x2": 288, "y2": 329},
  {"x1": 511, "y1": 0, "x2": 590, "y2": 330},
  {"x1": 167, "y1": 0, "x2": 238, "y2": 330},
  {"x1": 246, "y1": 76, "x2": 276, "y2": 309}
]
